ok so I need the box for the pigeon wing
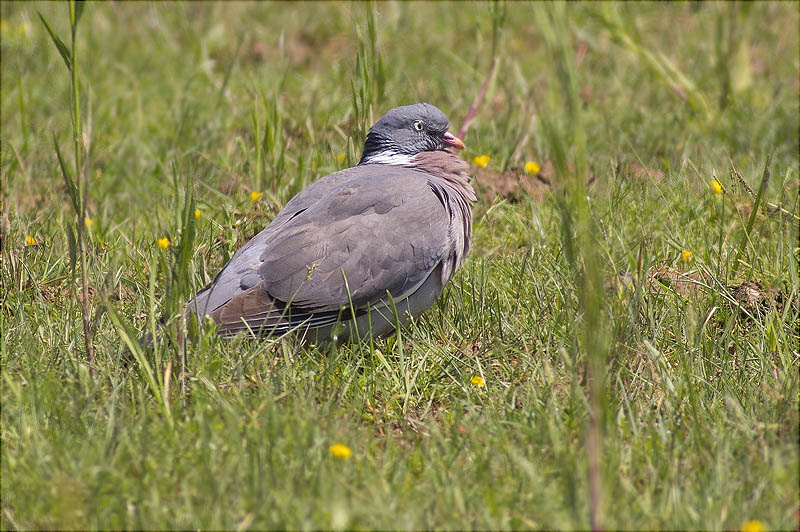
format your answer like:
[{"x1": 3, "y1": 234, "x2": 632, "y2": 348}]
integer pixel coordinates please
[
  {"x1": 187, "y1": 165, "x2": 379, "y2": 317},
  {"x1": 260, "y1": 169, "x2": 450, "y2": 312},
  {"x1": 210, "y1": 168, "x2": 451, "y2": 334}
]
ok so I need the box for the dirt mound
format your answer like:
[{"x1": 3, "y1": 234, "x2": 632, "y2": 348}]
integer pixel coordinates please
[
  {"x1": 729, "y1": 281, "x2": 786, "y2": 316},
  {"x1": 608, "y1": 269, "x2": 791, "y2": 318},
  {"x1": 473, "y1": 166, "x2": 552, "y2": 202},
  {"x1": 616, "y1": 161, "x2": 664, "y2": 184},
  {"x1": 474, "y1": 160, "x2": 595, "y2": 202}
]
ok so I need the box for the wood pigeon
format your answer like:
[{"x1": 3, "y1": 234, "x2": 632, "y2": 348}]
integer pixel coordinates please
[{"x1": 187, "y1": 103, "x2": 476, "y2": 341}]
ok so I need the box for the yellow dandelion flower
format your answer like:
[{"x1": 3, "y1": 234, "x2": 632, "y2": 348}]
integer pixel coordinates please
[
  {"x1": 473, "y1": 155, "x2": 491, "y2": 168},
  {"x1": 336, "y1": 152, "x2": 346, "y2": 164},
  {"x1": 329, "y1": 443, "x2": 352, "y2": 459},
  {"x1": 710, "y1": 179, "x2": 724, "y2": 195},
  {"x1": 84, "y1": 217, "x2": 94, "y2": 228},
  {"x1": 524, "y1": 161, "x2": 541, "y2": 175},
  {"x1": 157, "y1": 237, "x2": 170, "y2": 250},
  {"x1": 740, "y1": 520, "x2": 765, "y2": 532},
  {"x1": 194, "y1": 209, "x2": 201, "y2": 219},
  {"x1": 250, "y1": 191, "x2": 263, "y2": 202},
  {"x1": 680, "y1": 250, "x2": 693, "y2": 263},
  {"x1": 471, "y1": 375, "x2": 485, "y2": 388},
  {"x1": 25, "y1": 235, "x2": 37, "y2": 246}
]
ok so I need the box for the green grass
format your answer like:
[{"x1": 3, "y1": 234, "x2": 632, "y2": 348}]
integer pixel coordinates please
[{"x1": 2, "y1": 2, "x2": 798, "y2": 530}]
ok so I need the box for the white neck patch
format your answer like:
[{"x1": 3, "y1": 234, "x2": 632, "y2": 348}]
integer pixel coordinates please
[{"x1": 361, "y1": 150, "x2": 415, "y2": 166}]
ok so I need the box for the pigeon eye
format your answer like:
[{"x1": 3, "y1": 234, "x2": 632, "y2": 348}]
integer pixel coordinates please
[{"x1": 413, "y1": 120, "x2": 424, "y2": 131}]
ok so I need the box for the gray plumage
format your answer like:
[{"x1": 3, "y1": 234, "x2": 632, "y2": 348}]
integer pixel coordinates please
[{"x1": 187, "y1": 103, "x2": 475, "y2": 341}]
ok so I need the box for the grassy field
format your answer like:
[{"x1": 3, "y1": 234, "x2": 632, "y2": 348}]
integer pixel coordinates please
[{"x1": 2, "y1": 2, "x2": 798, "y2": 530}]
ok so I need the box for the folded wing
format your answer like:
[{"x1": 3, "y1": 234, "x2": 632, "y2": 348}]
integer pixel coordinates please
[{"x1": 203, "y1": 167, "x2": 451, "y2": 335}]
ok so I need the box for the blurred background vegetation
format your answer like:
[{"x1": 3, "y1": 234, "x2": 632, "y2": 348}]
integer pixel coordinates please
[{"x1": 3, "y1": 2, "x2": 797, "y2": 222}]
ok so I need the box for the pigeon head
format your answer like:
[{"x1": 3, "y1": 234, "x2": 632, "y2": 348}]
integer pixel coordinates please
[{"x1": 359, "y1": 103, "x2": 465, "y2": 165}]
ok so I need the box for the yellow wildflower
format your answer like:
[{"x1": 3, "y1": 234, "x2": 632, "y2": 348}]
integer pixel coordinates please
[
  {"x1": 336, "y1": 152, "x2": 346, "y2": 164},
  {"x1": 471, "y1": 375, "x2": 485, "y2": 388},
  {"x1": 194, "y1": 209, "x2": 201, "y2": 219},
  {"x1": 710, "y1": 179, "x2": 724, "y2": 195},
  {"x1": 329, "y1": 443, "x2": 352, "y2": 459},
  {"x1": 157, "y1": 237, "x2": 170, "y2": 250},
  {"x1": 25, "y1": 235, "x2": 37, "y2": 246},
  {"x1": 0, "y1": 19, "x2": 25, "y2": 40},
  {"x1": 473, "y1": 155, "x2": 491, "y2": 168},
  {"x1": 250, "y1": 191, "x2": 263, "y2": 202},
  {"x1": 680, "y1": 250, "x2": 693, "y2": 263},
  {"x1": 525, "y1": 161, "x2": 541, "y2": 175},
  {"x1": 740, "y1": 520, "x2": 765, "y2": 532},
  {"x1": 84, "y1": 217, "x2": 94, "y2": 228}
]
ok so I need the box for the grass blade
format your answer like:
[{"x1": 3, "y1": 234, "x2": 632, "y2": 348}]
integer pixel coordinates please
[
  {"x1": 105, "y1": 301, "x2": 173, "y2": 427},
  {"x1": 65, "y1": 220, "x2": 77, "y2": 274},
  {"x1": 52, "y1": 132, "x2": 79, "y2": 214},
  {"x1": 37, "y1": 11, "x2": 72, "y2": 69},
  {"x1": 73, "y1": 0, "x2": 85, "y2": 25},
  {"x1": 731, "y1": 154, "x2": 773, "y2": 279}
]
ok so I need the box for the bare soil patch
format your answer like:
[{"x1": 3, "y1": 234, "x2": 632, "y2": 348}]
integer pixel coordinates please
[{"x1": 473, "y1": 160, "x2": 596, "y2": 202}]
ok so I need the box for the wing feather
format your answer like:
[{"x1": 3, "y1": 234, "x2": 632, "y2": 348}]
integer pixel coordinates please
[
  {"x1": 259, "y1": 170, "x2": 449, "y2": 312},
  {"x1": 190, "y1": 164, "x2": 457, "y2": 334}
]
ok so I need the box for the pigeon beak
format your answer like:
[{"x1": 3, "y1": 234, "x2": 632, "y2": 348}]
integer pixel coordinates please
[{"x1": 442, "y1": 131, "x2": 465, "y2": 151}]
